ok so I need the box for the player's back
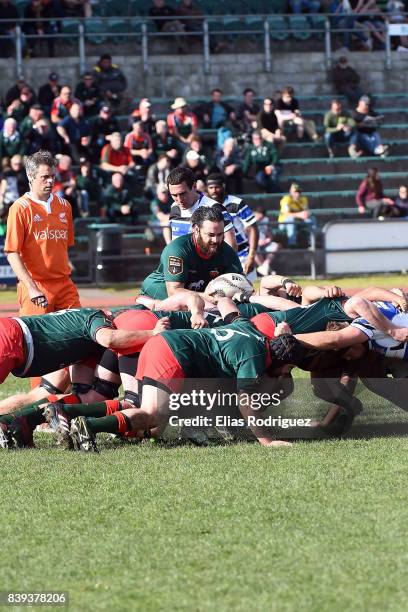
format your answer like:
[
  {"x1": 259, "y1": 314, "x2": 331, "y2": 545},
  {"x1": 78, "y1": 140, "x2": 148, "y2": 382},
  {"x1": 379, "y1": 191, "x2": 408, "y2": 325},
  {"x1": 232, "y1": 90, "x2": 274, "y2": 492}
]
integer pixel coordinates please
[{"x1": 13, "y1": 308, "x2": 112, "y2": 376}]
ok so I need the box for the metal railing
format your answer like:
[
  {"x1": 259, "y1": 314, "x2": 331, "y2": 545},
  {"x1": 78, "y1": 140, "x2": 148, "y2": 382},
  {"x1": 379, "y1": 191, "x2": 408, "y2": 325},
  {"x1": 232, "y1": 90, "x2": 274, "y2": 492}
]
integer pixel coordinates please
[{"x1": 0, "y1": 12, "x2": 403, "y2": 78}]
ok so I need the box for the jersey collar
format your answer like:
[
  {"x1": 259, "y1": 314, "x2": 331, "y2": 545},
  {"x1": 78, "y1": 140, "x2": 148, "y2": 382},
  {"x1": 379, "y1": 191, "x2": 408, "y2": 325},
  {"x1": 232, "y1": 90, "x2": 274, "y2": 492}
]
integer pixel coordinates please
[{"x1": 26, "y1": 192, "x2": 54, "y2": 213}]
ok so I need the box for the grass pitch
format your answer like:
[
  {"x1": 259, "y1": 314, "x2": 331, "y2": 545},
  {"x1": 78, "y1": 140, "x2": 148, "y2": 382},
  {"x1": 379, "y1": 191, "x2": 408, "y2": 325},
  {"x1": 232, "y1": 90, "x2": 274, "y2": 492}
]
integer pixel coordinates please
[{"x1": 2, "y1": 376, "x2": 408, "y2": 611}]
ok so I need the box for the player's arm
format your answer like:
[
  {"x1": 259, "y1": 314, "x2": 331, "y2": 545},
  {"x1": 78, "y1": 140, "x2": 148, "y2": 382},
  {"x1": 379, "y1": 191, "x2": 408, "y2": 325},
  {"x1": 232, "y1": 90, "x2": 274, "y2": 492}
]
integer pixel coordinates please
[
  {"x1": 343, "y1": 296, "x2": 408, "y2": 341},
  {"x1": 294, "y1": 326, "x2": 369, "y2": 350},
  {"x1": 352, "y1": 287, "x2": 407, "y2": 311},
  {"x1": 246, "y1": 294, "x2": 299, "y2": 311},
  {"x1": 224, "y1": 227, "x2": 238, "y2": 251},
  {"x1": 95, "y1": 318, "x2": 171, "y2": 350},
  {"x1": 301, "y1": 285, "x2": 345, "y2": 306},
  {"x1": 237, "y1": 391, "x2": 291, "y2": 447},
  {"x1": 259, "y1": 275, "x2": 302, "y2": 299},
  {"x1": 6, "y1": 252, "x2": 48, "y2": 308},
  {"x1": 243, "y1": 223, "x2": 259, "y2": 275},
  {"x1": 217, "y1": 297, "x2": 241, "y2": 321}
]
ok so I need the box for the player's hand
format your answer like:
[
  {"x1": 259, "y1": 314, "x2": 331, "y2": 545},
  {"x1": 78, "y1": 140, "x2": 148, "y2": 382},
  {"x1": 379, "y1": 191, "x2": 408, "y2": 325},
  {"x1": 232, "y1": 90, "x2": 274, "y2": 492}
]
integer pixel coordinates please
[
  {"x1": 284, "y1": 282, "x2": 302, "y2": 298},
  {"x1": 153, "y1": 317, "x2": 171, "y2": 334},
  {"x1": 390, "y1": 326, "x2": 408, "y2": 342},
  {"x1": 190, "y1": 313, "x2": 208, "y2": 329},
  {"x1": 390, "y1": 288, "x2": 408, "y2": 312},
  {"x1": 243, "y1": 256, "x2": 255, "y2": 275},
  {"x1": 323, "y1": 285, "x2": 344, "y2": 298},
  {"x1": 274, "y1": 322, "x2": 292, "y2": 336},
  {"x1": 30, "y1": 290, "x2": 48, "y2": 309}
]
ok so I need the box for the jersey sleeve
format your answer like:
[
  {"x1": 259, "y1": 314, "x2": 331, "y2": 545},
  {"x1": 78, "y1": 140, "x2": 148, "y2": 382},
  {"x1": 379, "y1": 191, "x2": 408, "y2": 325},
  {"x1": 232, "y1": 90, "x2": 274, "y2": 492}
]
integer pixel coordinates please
[
  {"x1": 225, "y1": 245, "x2": 244, "y2": 274},
  {"x1": 161, "y1": 241, "x2": 190, "y2": 283},
  {"x1": 87, "y1": 310, "x2": 116, "y2": 340},
  {"x1": 66, "y1": 200, "x2": 75, "y2": 247},
  {"x1": 4, "y1": 203, "x2": 26, "y2": 253},
  {"x1": 350, "y1": 318, "x2": 374, "y2": 338},
  {"x1": 237, "y1": 201, "x2": 257, "y2": 228},
  {"x1": 236, "y1": 354, "x2": 266, "y2": 391},
  {"x1": 220, "y1": 204, "x2": 234, "y2": 233}
]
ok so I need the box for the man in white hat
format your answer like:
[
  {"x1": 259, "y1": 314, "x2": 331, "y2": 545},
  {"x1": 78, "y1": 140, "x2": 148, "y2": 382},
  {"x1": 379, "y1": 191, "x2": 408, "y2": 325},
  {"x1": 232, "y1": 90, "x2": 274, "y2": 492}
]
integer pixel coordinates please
[{"x1": 167, "y1": 97, "x2": 198, "y2": 148}]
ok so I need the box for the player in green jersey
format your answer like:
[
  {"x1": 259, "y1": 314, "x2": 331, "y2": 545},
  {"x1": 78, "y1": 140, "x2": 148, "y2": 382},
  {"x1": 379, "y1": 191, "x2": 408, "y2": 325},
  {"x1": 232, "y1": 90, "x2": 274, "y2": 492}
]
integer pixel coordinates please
[{"x1": 140, "y1": 206, "x2": 243, "y2": 301}]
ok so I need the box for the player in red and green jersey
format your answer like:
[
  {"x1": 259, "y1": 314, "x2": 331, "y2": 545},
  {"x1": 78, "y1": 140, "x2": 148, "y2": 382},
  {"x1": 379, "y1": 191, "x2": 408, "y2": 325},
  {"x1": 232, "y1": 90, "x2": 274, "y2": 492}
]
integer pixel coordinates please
[
  {"x1": 0, "y1": 307, "x2": 169, "y2": 384},
  {"x1": 139, "y1": 205, "x2": 243, "y2": 300}
]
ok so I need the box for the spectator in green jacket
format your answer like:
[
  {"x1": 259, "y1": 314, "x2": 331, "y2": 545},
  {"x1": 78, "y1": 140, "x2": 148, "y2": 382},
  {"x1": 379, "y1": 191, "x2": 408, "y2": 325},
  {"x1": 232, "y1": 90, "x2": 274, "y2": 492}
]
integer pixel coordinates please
[
  {"x1": 324, "y1": 99, "x2": 361, "y2": 159},
  {"x1": 101, "y1": 172, "x2": 138, "y2": 224},
  {"x1": 242, "y1": 131, "x2": 281, "y2": 193}
]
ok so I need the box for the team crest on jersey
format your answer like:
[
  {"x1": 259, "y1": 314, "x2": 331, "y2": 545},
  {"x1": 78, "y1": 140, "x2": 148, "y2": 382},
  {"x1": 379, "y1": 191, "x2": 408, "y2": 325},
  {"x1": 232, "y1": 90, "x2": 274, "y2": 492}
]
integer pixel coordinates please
[
  {"x1": 168, "y1": 256, "x2": 183, "y2": 275},
  {"x1": 59, "y1": 212, "x2": 67, "y2": 223},
  {"x1": 33, "y1": 214, "x2": 43, "y2": 223},
  {"x1": 209, "y1": 270, "x2": 220, "y2": 279}
]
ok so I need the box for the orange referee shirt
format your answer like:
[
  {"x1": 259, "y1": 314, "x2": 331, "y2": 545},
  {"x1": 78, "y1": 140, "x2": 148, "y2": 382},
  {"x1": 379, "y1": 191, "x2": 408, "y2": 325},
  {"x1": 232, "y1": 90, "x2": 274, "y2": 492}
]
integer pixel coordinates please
[{"x1": 5, "y1": 192, "x2": 75, "y2": 281}]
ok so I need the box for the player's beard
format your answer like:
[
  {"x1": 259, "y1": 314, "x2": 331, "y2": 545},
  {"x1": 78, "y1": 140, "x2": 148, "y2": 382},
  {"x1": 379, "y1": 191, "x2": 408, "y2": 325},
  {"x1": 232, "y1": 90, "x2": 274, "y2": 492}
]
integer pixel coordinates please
[{"x1": 196, "y1": 232, "x2": 220, "y2": 256}]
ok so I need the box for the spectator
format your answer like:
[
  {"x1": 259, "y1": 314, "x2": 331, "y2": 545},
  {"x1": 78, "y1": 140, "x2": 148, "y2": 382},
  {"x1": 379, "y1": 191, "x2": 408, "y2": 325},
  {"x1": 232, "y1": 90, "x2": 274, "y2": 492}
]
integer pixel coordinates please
[
  {"x1": 129, "y1": 98, "x2": 156, "y2": 135},
  {"x1": 242, "y1": 131, "x2": 281, "y2": 193},
  {"x1": 167, "y1": 97, "x2": 198, "y2": 148},
  {"x1": 150, "y1": 182, "x2": 172, "y2": 242},
  {"x1": 355, "y1": 167, "x2": 394, "y2": 218},
  {"x1": 74, "y1": 72, "x2": 102, "y2": 118},
  {"x1": 257, "y1": 98, "x2": 286, "y2": 151},
  {"x1": 53, "y1": 154, "x2": 76, "y2": 205},
  {"x1": 0, "y1": 155, "x2": 29, "y2": 213},
  {"x1": 0, "y1": 118, "x2": 26, "y2": 166},
  {"x1": 75, "y1": 158, "x2": 99, "y2": 217},
  {"x1": 215, "y1": 137, "x2": 243, "y2": 193},
  {"x1": 278, "y1": 183, "x2": 314, "y2": 247},
  {"x1": 57, "y1": 102, "x2": 91, "y2": 161},
  {"x1": 124, "y1": 120, "x2": 154, "y2": 171},
  {"x1": 323, "y1": 99, "x2": 361, "y2": 158},
  {"x1": 183, "y1": 136, "x2": 209, "y2": 169},
  {"x1": 253, "y1": 205, "x2": 281, "y2": 277},
  {"x1": 145, "y1": 153, "x2": 171, "y2": 198},
  {"x1": 275, "y1": 86, "x2": 319, "y2": 141},
  {"x1": 92, "y1": 54, "x2": 127, "y2": 109},
  {"x1": 291, "y1": 0, "x2": 321, "y2": 13},
  {"x1": 19, "y1": 104, "x2": 44, "y2": 138},
  {"x1": 26, "y1": 118, "x2": 57, "y2": 155},
  {"x1": 331, "y1": 56, "x2": 364, "y2": 105},
  {"x1": 206, "y1": 173, "x2": 259, "y2": 277},
  {"x1": 23, "y1": 0, "x2": 60, "y2": 58},
  {"x1": 100, "y1": 132, "x2": 134, "y2": 178},
  {"x1": 0, "y1": 0, "x2": 19, "y2": 58},
  {"x1": 199, "y1": 88, "x2": 236, "y2": 129},
  {"x1": 38, "y1": 72, "x2": 61, "y2": 115},
  {"x1": 50, "y1": 85, "x2": 80, "y2": 124},
  {"x1": 152, "y1": 119, "x2": 180, "y2": 162},
  {"x1": 237, "y1": 88, "x2": 260, "y2": 133},
  {"x1": 329, "y1": 0, "x2": 371, "y2": 51},
  {"x1": 7, "y1": 85, "x2": 36, "y2": 123},
  {"x1": 176, "y1": 0, "x2": 203, "y2": 46},
  {"x1": 352, "y1": 95, "x2": 388, "y2": 157},
  {"x1": 102, "y1": 172, "x2": 138, "y2": 224},
  {"x1": 184, "y1": 150, "x2": 207, "y2": 191},
  {"x1": 149, "y1": 0, "x2": 177, "y2": 31},
  {"x1": 90, "y1": 105, "x2": 120, "y2": 162},
  {"x1": 5, "y1": 79, "x2": 31, "y2": 107},
  {"x1": 61, "y1": 0, "x2": 92, "y2": 17},
  {"x1": 393, "y1": 185, "x2": 408, "y2": 217},
  {"x1": 254, "y1": 206, "x2": 281, "y2": 276}
]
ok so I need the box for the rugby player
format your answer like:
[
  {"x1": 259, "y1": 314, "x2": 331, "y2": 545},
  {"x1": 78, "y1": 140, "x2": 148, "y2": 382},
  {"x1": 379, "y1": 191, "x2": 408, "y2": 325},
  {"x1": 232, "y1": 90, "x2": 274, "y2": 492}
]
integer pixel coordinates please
[
  {"x1": 167, "y1": 166, "x2": 237, "y2": 251},
  {"x1": 139, "y1": 205, "x2": 243, "y2": 300}
]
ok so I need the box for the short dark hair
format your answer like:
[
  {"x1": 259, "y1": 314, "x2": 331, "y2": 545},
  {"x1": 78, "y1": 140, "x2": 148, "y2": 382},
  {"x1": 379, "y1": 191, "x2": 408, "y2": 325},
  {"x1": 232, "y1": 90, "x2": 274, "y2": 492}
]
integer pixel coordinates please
[
  {"x1": 100, "y1": 53, "x2": 112, "y2": 61},
  {"x1": 211, "y1": 88, "x2": 223, "y2": 95},
  {"x1": 167, "y1": 166, "x2": 195, "y2": 190},
  {"x1": 243, "y1": 88, "x2": 255, "y2": 96},
  {"x1": 191, "y1": 205, "x2": 225, "y2": 228},
  {"x1": 206, "y1": 173, "x2": 225, "y2": 186}
]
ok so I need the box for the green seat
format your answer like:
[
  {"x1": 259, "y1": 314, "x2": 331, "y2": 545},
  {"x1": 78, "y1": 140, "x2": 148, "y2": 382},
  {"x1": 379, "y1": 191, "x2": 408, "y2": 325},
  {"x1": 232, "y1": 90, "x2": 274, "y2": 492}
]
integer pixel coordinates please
[
  {"x1": 129, "y1": 0, "x2": 147, "y2": 16},
  {"x1": 85, "y1": 18, "x2": 107, "y2": 45},
  {"x1": 104, "y1": 0, "x2": 129, "y2": 17},
  {"x1": 245, "y1": 15, "x2": 264, "y2": 41},
  {"x1": 270, "y1": 0, "x2": 288, "y2": 13},
  {"x1": 310, "y1": 14, "x2": 326, "y2": 38},
  {"x1": 14, "y1": 0, "x2": 30, "y2": 17},
  {"x1": 268, "y1": 15, "x2": 288, "y2": 40},
  {"x1": 108, "y1": 18, "x2": 130, "y2": 44},
  {"x1": 130, "y1": 18, "x2": 156, "y2": 33},
  {"x1": 288, "y1": 15, "x2": 311, "y2": 40},
  {"x1": 60, "y1": 19, "x2": 80, "y2": 44}
]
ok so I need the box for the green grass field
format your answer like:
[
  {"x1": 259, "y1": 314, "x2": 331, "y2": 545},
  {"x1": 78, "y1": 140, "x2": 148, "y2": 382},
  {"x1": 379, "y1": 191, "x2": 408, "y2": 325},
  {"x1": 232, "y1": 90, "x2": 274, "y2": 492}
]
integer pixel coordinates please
[{"x1": 2, "y1": 369, "x2": 408, "y2": 611}]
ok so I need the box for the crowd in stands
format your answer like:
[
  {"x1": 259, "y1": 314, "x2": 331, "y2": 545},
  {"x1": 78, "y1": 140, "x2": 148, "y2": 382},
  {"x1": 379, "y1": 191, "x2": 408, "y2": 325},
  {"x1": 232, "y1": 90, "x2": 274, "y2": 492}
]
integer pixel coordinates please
[
  {"x1": 0, "y1": 51, "x2": 406, "y2": 250},
  {"x1": 0, "y1": 0, "x2": 408, "y2": 60}
]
